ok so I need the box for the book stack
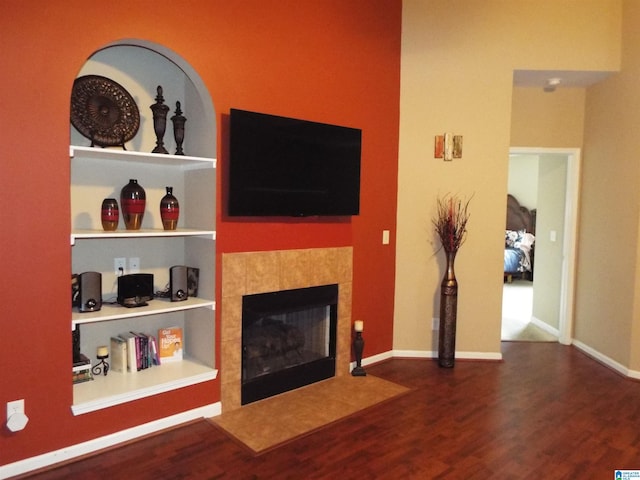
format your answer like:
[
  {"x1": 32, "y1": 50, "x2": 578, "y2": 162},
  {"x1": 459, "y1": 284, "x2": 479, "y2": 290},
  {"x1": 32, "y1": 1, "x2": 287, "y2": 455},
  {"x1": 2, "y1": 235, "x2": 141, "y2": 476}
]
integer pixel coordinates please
[
  {"x1": 111, "y1": 332, "x2": 160, "y2": 373},
  {"x1": 72, "y1": 354, "x2": 93, "y2": 384}
]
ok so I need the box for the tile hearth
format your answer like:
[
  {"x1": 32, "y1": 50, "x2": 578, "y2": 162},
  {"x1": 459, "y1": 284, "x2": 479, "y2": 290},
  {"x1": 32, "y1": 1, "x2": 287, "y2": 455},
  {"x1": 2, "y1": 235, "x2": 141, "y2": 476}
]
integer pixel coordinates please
[{"x1": 220, "y1": 247, "x2": 353, "y2": 412}]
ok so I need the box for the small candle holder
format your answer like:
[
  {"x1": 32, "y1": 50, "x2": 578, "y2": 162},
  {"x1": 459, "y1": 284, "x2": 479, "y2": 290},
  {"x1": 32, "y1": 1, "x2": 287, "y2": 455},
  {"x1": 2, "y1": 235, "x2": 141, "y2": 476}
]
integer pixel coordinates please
[
  {"x1": 92, "y1": 346, "x2": 110, "y2": 376},
  {"x1": 352, "y1": 321, "x2": 366, "y2": 377}
]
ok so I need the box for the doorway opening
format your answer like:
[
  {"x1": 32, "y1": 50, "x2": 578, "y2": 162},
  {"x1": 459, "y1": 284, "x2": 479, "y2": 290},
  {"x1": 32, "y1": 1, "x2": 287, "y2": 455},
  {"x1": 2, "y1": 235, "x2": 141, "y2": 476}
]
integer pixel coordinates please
[{"x1": 502, "y1": 147, "x2": 579, "y2": 345}]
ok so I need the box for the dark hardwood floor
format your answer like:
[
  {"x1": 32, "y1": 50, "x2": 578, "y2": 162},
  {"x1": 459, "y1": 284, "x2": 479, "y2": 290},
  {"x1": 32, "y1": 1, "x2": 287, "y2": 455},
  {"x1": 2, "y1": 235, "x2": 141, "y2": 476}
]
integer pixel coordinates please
[{"x1": 17, "y1": 342, "x2": 640, "y2": 479}]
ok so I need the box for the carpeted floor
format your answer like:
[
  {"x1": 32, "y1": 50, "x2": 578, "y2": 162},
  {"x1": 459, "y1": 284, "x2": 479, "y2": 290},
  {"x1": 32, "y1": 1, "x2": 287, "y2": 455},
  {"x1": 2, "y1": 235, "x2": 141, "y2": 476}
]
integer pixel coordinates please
[
  {"x1": 211, "y1": 374, "x2": 409, "y2": 454},
  {"x1": 502, "y1": 280, "x2": 557, "y2": 342}
]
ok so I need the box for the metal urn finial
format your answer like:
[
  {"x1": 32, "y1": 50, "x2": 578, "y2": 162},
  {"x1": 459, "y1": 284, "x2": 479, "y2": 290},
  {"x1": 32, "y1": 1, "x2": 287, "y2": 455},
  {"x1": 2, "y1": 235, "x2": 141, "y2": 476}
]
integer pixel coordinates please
[
  {"x1": 150, "y1": 85, "x2": 169, "y2": 154},
  {"x1": 171, "y1": 101, "x2": 187, "y2": 156}
]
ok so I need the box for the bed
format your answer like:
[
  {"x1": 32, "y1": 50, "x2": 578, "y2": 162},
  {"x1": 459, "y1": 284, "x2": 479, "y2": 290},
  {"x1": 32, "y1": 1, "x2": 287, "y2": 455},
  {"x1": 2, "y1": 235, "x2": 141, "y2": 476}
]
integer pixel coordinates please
[{"x1": 504, "y1": 194, "x2": 536, "y2": 282}]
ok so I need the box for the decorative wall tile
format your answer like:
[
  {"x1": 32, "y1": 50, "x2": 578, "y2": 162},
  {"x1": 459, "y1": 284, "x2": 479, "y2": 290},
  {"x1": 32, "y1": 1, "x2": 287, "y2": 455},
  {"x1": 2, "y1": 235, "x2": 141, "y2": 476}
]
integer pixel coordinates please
[
  {"x1": 222, "y1": 253, "x2": 246, "y2": 297},
  {"x1": 278, "y1": 249, "x2": 314, "y2": 290},
  {"x1": 246, "y1": 251, "x2": 280, "y2": 294},
  {"x1": 220, "y1": 247, "x2": 353, "y2": 412},
  {"x1": 335, "y1": 247, "x2": 353, "y2": 283},
  {"x1": 220, "y1": 296, "x2": 241, "y2": 342}
]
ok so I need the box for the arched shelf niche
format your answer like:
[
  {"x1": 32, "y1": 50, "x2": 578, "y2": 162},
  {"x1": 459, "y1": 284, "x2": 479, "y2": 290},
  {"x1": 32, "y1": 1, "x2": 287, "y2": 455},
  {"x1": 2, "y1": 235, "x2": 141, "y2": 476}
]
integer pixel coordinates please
[
  {"x1": 68, "y1": 39, "x2": 218, "y2": 415},
  {"x1": 70, "y1": 39, "x2": 216, "y2": 158}
]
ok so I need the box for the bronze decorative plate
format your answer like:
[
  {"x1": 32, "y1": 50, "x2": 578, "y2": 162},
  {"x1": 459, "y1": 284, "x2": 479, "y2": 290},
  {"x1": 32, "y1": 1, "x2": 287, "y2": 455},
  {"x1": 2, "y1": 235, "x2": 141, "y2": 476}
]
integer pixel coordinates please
[{"x1": 71, "y1": 75, "x2": 140, "y2": 148}]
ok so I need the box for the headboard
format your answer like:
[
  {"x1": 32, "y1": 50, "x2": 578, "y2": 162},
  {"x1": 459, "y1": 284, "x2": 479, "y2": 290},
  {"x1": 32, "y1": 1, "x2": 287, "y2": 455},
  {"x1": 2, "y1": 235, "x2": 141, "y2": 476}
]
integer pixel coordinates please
[{"x1": 506, "y1": 194, "x2": 536, "y2": 234}]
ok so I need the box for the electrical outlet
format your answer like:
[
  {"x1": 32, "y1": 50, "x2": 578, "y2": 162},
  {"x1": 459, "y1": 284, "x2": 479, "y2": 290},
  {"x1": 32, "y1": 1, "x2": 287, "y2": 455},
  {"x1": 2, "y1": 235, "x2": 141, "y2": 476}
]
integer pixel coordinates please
[
  {"x1": 114, "y1": 257, "x2": 126, "y2": 276},
  {"x1": 7, "y1": 399, "x2": 24, "y2": 419},
  {"x1": 129, "y1": 257, "x2": 140, "y2": 273},
  {"x1": 6, "y1": 399, "x2": 28, "y2": 432}
]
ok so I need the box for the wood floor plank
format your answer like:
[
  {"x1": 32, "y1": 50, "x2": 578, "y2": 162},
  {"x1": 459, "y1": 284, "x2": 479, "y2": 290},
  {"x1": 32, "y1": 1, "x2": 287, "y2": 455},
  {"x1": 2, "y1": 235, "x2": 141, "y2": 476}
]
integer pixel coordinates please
[{"x1": 15, "y1": 343, "x2": 640, "y2": 479}]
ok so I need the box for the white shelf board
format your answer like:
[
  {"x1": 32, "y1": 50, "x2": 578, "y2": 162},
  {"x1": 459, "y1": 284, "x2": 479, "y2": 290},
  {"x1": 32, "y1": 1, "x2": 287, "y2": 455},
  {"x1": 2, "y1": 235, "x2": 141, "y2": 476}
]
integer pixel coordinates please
[
  {"x1": 70, "y1": 145, "x2": 216, "y2": 169},
  {"x1": 72, "y1": 359, "x2": 218, "y2": 415},
  {"x1": 70, "y1": 228, "x2": 215, "y2": 245},
  {"x1": 72, "y1": 297, "x2": 216, "y2": 327}
]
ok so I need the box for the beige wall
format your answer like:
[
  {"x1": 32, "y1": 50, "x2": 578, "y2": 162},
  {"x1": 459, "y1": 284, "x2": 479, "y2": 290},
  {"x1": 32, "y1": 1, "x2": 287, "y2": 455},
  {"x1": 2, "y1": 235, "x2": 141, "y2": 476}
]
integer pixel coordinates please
[
  {"x1": 579, "y1": 0, "x2": 640, "y2": 368},
  {"x1": 532, "y1": 155, "x2": 568, "y2": 330},
  {"x1": 395, "y1": 0, "x2": 621, "y2": 356},
  {"x1": 511, "y1": 88, "x2": 586, "y2": 148}
]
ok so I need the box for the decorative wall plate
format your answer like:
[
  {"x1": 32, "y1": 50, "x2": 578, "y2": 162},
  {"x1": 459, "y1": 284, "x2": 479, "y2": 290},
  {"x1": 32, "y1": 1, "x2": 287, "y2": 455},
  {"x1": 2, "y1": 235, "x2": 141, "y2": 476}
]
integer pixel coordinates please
[{"x1": 71, "y1": 75, "x2": 140, "y2": 148}]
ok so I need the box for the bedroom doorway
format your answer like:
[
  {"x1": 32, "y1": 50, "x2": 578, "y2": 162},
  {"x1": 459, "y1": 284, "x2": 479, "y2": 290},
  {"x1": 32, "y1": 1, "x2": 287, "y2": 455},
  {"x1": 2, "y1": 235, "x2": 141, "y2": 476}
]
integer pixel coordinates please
[{"x1": 503, "y1": 147, "x2": 580, "y2": 345}]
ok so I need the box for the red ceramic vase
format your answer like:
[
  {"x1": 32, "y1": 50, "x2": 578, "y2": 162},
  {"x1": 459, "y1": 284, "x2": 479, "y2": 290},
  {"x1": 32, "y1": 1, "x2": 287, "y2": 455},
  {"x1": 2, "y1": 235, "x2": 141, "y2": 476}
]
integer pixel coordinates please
[
  {"x1": 160, "y1": 186, "x2": 179, "y2": 230},
  {"x1": 101, "y1": 198, "x2": 119, "y2": 231},
  {"x1": 120, "y1": 179, "x2": 146, "y2": 230}
]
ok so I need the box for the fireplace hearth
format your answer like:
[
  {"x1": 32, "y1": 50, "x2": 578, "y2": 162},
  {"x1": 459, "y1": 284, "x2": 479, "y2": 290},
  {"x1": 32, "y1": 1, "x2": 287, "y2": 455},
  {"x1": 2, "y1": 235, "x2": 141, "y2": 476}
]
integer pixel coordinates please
[{"x1": 241, "y1": 284, "x2": 337, "y2": 405}]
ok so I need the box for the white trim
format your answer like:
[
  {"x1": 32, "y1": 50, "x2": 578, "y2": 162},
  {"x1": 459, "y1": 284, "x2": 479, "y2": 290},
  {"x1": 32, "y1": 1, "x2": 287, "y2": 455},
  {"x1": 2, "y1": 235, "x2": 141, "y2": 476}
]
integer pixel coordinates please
[
  {"x1": 349, "y1": 350, "x2": 394, "y2": 372},
  {"x1": 531, "y1": 316, "x2": 560, "y2": 338},
  {"x1": 559, "y1": 149, "x2": 580, "y2": 345},
  {"x1": 71, "y1": 367, "x2": 218, "y2": 415},
  {"x1": 572, "y1": 340, "x2": 636, "y2": 378},
  {"x1": 0, "y1": 403, "x2": 221, "y2": 479},
  {"x1": 362, "y1": 350, "x2": 394, "y2": 365},
  {"x1": 456, "y1": 351, "x2": 503, "y2": 361},
  {"x1": 371, "y1": 349, "x2": 503, "y2": 361},
  {"x1": 392, "y1": 349, "x2": 434, "y2": 359}
]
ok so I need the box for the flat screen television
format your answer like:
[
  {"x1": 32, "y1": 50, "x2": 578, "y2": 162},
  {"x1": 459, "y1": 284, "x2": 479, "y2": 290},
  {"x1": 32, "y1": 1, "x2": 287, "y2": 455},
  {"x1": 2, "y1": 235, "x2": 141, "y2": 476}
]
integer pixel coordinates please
[{"x1": 228, "y1": 108, "x2": 361, "y2": 217}]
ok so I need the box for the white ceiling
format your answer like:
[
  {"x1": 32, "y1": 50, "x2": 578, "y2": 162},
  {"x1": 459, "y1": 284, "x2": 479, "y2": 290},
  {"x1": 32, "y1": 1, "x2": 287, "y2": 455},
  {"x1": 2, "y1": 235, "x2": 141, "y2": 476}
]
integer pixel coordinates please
[{"x1": 513, "y1": 70, "x2": 615, "y2": 88}]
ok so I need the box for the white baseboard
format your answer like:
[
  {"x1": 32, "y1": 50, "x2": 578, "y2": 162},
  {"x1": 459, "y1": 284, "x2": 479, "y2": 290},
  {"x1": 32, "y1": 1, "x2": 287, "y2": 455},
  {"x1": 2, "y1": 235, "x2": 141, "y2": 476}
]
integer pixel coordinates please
[
  {"x1": 0, "y1": 403, "x2": 221, "y2": 479},
  {"x1": 531, "y1": 316, "x2": 560, "y2": 337},
  {"x1": 391, "y1": 349, "x2": 502, "y2": 361},
  {"x1": 392, "y1": 349, "x2": 434, "y2": 358},
  {"x1": 349, "y1": 350, "x2": 394, "y2": 373},
  {"x1": 456, "y1": 351, "x2": 503, "y2": 361},
  {"x1": 572, "y1": 340, "x2": 640, "y2": 379}
]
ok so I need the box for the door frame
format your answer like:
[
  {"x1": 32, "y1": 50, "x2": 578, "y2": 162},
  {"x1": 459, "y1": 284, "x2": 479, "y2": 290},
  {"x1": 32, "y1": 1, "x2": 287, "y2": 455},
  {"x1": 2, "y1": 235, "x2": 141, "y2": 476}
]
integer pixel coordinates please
[{"x1": 509, "y1": 147, "x2": 580, "y2": 345}]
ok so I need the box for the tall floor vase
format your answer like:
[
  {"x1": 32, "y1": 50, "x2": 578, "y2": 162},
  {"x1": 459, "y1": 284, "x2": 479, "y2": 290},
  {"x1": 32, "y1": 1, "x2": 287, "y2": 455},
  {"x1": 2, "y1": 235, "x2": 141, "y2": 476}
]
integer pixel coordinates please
[{"x1": 438, "y1": 250, "x2": 458, "y2": 368}]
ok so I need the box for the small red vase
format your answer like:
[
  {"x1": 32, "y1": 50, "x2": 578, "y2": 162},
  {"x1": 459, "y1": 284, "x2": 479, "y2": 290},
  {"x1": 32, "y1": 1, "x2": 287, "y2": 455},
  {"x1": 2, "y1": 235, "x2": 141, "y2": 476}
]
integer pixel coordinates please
[
  {"x1": 101, "y1": 198, "x2": 119, "y2": 231},
  {"x1": 160, "y1": 186, "x2": 179, "y2": 230}
]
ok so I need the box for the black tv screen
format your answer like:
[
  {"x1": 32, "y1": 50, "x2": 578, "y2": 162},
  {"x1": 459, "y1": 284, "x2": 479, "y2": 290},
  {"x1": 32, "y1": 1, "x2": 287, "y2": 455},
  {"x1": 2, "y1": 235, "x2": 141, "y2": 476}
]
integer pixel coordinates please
[{"x1": 228, "y1": 109, "x2": 361, "y2": 217}]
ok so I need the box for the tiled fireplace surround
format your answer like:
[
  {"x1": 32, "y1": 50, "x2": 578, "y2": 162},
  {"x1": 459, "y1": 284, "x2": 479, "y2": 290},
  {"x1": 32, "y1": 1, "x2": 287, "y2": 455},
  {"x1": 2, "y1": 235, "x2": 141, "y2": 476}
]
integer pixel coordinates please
[{"x1": 221, "y1": 247, "x2": 353, "y2": 412}]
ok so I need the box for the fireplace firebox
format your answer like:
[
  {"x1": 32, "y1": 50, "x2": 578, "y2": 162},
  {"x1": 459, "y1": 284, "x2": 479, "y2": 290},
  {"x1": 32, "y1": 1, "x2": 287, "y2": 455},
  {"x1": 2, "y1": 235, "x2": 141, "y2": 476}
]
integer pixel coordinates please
[{"x1": 241, "y1": 284, "x2": 338, "y2": 405}]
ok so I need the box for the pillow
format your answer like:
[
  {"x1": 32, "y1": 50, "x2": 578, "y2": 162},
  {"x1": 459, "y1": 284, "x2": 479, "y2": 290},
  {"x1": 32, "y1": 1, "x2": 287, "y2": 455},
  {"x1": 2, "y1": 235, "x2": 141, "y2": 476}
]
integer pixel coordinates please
[
  {"x1": 505, "y1": 230, "x2": 535, "y2": 249},
  {"x1": 518, "y1": 232, "x2": 535, "y2": 249},
  {"x1": 505, "y1": 230, "x2": 520, "y2": 247}
]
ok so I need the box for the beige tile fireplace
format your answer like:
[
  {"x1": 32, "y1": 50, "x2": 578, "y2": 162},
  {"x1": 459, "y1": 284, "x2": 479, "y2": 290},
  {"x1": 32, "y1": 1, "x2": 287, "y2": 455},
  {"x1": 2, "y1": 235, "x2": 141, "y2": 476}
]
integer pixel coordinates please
[{"x1": 220, "y1": 247, "x2": 353, "y2": 412}]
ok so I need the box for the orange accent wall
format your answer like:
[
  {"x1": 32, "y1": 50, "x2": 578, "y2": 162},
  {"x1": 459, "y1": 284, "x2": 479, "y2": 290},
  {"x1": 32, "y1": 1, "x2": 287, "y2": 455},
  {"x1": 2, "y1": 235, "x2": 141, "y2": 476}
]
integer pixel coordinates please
[{"x1": 0, "y1": 0, "x2": 400, "y2": 465}]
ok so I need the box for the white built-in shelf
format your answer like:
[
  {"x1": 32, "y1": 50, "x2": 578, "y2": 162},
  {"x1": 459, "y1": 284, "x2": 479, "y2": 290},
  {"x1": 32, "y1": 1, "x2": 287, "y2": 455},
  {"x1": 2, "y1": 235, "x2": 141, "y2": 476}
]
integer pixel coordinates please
[
  {"x1": 70, "y1": 145, "x2": 216, "y2": 169},
  {"x1": 70, "y1": 228, "x2": 216, "y2": 245},
  {"x1": 72, "y1": 359, "x2": 218, "y2": 415},
  {"x1": 72, "y1": 297, "x2": 216, "y2": 328},
  {"x1": 69, "y1": 48, "x2": 217, "y2": 419}
]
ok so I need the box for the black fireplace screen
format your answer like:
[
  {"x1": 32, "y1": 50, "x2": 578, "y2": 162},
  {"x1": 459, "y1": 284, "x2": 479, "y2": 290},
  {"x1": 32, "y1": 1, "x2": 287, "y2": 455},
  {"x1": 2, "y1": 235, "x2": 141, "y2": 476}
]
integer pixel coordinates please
[{"x1": 241, "y1": 284, "x2": 338, "y2": 405}]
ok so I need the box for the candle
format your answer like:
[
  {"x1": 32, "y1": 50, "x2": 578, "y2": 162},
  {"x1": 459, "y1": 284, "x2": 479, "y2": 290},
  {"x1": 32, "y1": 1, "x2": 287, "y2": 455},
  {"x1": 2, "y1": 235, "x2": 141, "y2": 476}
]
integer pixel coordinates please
[
  {"x1": 354, "y1": 320, "x2": 364, "y2": 332},
  {"x1": 97, "y1": 346, "x2": 109, "y2": 358}
]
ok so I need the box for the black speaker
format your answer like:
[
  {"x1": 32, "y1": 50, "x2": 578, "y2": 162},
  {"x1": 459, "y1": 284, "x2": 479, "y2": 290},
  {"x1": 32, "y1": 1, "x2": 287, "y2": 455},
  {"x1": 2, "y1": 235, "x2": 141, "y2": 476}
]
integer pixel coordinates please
[
  {"x1": 170, "y1": 265, "x2": 188, "y2": 302},
  {"x1": 72, "y1": 326, "x2": 81, "y2": 363},
  {"x1": 118, "y1": 273, "x2": 154, "y2": 307},
  {"x1": 187, "y1": 267, "x2": 199, "y2": 297},
  {"x1": 78, "y1": 271, "x2": 102, "y2": 312}
]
